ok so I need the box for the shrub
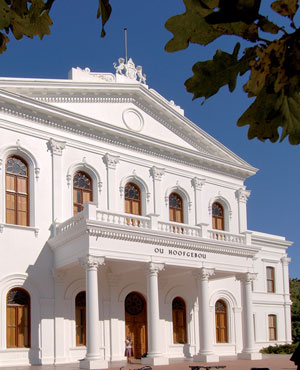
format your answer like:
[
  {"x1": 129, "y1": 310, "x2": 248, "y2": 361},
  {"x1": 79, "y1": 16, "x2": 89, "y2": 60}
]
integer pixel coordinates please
[{"x1": 260, "y1": 343, "x2": 298, "y2": 354}]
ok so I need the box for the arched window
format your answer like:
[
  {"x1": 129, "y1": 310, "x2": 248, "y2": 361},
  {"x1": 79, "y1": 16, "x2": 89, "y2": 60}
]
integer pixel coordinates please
[
  {"x1": 75, "y1": 291, "x2": 86, "y2": 346},
  {"x1": 73, "y1": 171, "x2": 93, "y2": 215},
  {"x1": 6, "y1": 156, "x2": 29, "y2": 226},
  {"x1": 7, "y1": 288, "x2": 30, "y2": 348},
  {"x1": 172, "y1": 297, "x2": 187, "y2": 344},
  {"x1": 268, "y1": 314, "x2": 277, "y2": 341},
  {"x1": 212, "y1": 202, "x2": 224, "y2": 230},
  {"x1": 169, "y1": 193, "x2": 183, "y2": 223},
  {"x1": 215, "y1": 300, "x2": 228, "y2": 343},
  {"x1": 266, "y1": 267, "x2": 275, "y2": 293},
  {"x1": 125, "y1": 183, "x2": 141, "y2": 215}
]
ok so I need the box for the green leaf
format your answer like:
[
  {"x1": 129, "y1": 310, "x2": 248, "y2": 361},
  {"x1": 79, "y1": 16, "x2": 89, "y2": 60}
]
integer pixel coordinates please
[
  {"x1": 0, "y1": 31, "x2": 9, "y2": 54},
  {"x1": 205, "y1": 0, "x2": 261, "y2": 25},
  {"x1": 165, "y1": 0, "x2": 223, "y2": 51},
  {"x1": 0, "y1": 0, "x2": 12, "y2": 29},
  {"x1": 165, "y1": 0, "x2": 259, "y2": 52},
  {"x1": 257, "y1": 15, "x2": 280, "y2": 34},
  {"x1": 271, "y1": 0, "x2": 299, "y2": 20},
  {"x1": 237, "y1": 89, "x2": 300, "y2": 144},
  {"x1": 97, "y1": 0, "x2": 112, "y2": 38},
  {"x1": 185, "y1": 43, "x2": 256, "y2": 101},
  {"x1": 9, "y1": 0, "x2": 52, "y2": 40}
]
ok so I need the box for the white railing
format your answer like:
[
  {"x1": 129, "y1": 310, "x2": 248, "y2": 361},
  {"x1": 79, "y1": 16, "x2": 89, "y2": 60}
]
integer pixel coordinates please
[
  {"x1": 96, "y1": 210, "x2": 151, "y2": 229},
  {"x1": 208, "y1": 230, "x2": 246, "y2": 244},
  {"x1": 158, "y1": 221, "x2": 201, "y2": 237},
  {"x1": 56, "y1": 212, "x2": 85, "y2": 234}
]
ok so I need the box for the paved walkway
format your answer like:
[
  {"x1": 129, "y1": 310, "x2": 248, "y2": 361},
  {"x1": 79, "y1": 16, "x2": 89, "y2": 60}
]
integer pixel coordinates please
[{"x1": 3, "y1": 354, "x2": 295, "y2": 370}]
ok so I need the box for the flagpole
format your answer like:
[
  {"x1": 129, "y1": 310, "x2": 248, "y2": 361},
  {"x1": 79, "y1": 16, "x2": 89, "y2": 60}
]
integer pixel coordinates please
[{"x1": 124, "y1": 28, "x2": 128, "y2": 63}]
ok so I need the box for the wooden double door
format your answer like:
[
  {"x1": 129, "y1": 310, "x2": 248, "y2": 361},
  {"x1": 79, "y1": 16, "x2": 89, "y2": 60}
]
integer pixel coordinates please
[{"x1": 125, "y1": 292, "x2": 147, "y2": 359}]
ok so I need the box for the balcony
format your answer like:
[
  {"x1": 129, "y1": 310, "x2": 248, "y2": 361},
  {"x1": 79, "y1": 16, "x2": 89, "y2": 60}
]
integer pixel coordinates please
[{"x1": 54, "y1": 203, "x2": 250, "y2": 246}]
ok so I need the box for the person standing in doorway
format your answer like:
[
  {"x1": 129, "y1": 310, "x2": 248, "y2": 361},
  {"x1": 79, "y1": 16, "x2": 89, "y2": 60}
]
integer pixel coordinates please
[{"x1": 125, "y1": 336, "x2": 133, "y2": 363}]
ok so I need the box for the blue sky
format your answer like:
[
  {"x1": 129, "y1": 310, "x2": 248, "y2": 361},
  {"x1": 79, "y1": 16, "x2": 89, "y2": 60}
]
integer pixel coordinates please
[{"x1": 0, "y1": 0, "x2": 299, "y2": 278}]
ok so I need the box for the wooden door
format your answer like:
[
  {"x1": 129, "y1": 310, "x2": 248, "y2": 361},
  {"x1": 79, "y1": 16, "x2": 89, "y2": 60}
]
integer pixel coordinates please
[{"x1": 125, "y1": 292, "x2": 147, "y2": 359}]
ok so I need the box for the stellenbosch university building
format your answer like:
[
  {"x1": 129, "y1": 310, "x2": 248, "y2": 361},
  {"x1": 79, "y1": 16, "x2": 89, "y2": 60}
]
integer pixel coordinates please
[{"x1": 0, "y1": 59, "x2": 292, "y2": 369}]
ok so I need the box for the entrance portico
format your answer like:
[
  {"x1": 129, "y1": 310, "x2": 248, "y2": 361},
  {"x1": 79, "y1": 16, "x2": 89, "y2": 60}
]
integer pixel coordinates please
[{"x1": 48, "y1": 203, "x2": 265, "y2": 368}]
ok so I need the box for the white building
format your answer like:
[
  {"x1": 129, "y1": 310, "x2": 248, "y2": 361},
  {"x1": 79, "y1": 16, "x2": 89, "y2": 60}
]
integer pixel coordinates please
[{"x1": 0, "y1": 59, "x2": 292, "y2": 369}]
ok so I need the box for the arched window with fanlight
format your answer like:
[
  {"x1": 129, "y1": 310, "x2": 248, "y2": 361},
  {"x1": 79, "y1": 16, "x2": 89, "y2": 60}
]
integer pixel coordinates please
[
  {"x1": 73, "y1": 171, "x2": 93, "y2": 215},
  {"x1": 75, "y1": 291, "x2": 86, "y2": 346},
  {"x1": 169, "y1": 193, "x2": 183, "y2": 223},
  {"x1": 172, "y1": 297, "x2": 187, "y2": 344},
  {"x1": 215, "y1": 300, "x2": 228, "y2": 343},
  {"x1": 6, "y1": 288, "x2": 30, "y2": 348},
  {"x1": 125, "y1": 183, "x2": 141, "y2": 215},
  {"x1": 6, "y1": 156, "x2": 29, "y2": 226},
  {"x1": 212, "y1": 202, "x2": 224, "y2": 230}
]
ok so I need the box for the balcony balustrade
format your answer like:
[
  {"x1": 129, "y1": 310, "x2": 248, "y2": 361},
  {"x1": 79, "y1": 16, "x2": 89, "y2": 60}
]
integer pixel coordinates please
[{"x1": 54, "y1": 206, "x2": 247, "y2": 245}]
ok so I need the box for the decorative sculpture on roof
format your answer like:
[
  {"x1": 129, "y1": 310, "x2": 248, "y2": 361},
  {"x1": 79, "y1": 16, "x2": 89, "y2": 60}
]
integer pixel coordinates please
[{"x1": 113, "y1": 57, "x2": 147, "y2": 84}]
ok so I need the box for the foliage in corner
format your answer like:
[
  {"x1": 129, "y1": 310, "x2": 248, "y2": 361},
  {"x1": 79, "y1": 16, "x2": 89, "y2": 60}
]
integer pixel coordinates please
[
  {"x1": 290, "y1": 278, "x2": 300, "y2": 343},
  {"x1": 165, "y1": 0, "x2": 300, "y2": 144},
  {"x1": 0, "y1": 0, "x2": 54, "y2": 53}
]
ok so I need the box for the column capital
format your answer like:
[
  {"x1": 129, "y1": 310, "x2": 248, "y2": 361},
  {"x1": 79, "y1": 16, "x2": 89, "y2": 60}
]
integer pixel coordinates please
[
  {"x1": 194, "y1": 267, "x2": 215, "y2": 281},
  {"x1": 103, "y1": 153, "x2": 120, "y2": 169},
  {"x1": 235, "y1": 188, "x2": 251, "y2": 203},
  {"x1": 192, "y1": 177, "x2": 206, "y2": 190},
  {"x1": 150, "y1": 166, "x2": 165, "y2": 181},
  {"x1": 145, "y1": 262, "x2": 164, "y2": 275},
  {"x1": 281, "y1": 256, "x2": 291, "y2": 265},
  {"x1": 236, "y1": 272, "x2": 257, "y2": 283},
  {"x1": 79, "y1": 255, "x2": 105, "y2": 270},
  {"x1": 47, "y1": 138, "x2": 66, "y2": 156}
]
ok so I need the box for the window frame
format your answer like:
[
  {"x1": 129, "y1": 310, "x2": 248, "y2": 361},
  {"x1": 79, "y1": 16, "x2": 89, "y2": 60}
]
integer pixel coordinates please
[
  {"x1": 172, "y1": 296, "x2": 187, "y2": 344},
  {"x1": 124, "y1": 182, "x2": 141, "y2": 216},
  {"x1": 212, "y1": 202, "x2": 224, "y2": 231},
  {"x1": 268, "y1": 314, "x2": 277, "y2": 341},
  {"x1": 169, "y1": 192, "x2": 184, "y2": 224},
  {"x1": 215, "y1": 299, "x2": 228, "y2": 343},
  {"x1": 75, "y1": 291, "x2": 86, "y2": 346},
  {"x1": 6, "y1": 288, "x2": 31, "y2": 348},
  {"x1": 73, "y1": 171, "x2": 93, "y2": 215},
  {"x1": 5, "y1": 156, "x2": 29, "y2": 226},
  {"x1": 266, "y1": 266, "x2": 275, "y2": 293}
]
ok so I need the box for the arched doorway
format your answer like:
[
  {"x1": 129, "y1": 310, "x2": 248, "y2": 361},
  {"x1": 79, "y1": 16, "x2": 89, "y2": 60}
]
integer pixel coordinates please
[{"x1": 125, "y1": 292, "x2": 147, "y2": 359}]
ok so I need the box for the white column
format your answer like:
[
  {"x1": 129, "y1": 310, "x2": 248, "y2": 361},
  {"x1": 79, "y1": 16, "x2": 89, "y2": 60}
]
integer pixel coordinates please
[
  {"x1": 150, "y1": 166, "x2": 165, "y2": 215},
  {"x1": 237, "y1": 273, "x2": 262, "y2": 360},
  {"x1": 79, "y1": 256, "x2": 108, "y2": 369},
  {"x1": 142, "y1": 262, "x2": 169, "y2": 366},
  {"x1": 281, "y1": 257, "x2": 292, "y2": 343},
  {"x1": 52, "y1": 270, "x2": 66, "y2": 364},
  {"x1": 235, "y1": 188, "x2": 251, "y2": 234},
  {"x1": 103, "y1": 153, "x2": 119, "y2": 211},
  {"x1": 193, "y1": 268, "x2": 219, "y2": 362},
  {"x1": 47, "y1": 138, "x2": 66, "y2": 225}
]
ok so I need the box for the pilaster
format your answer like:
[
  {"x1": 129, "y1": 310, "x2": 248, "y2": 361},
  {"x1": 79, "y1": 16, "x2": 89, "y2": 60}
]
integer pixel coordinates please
[
  {"x1": 235, "y1": 188, "x2": 251, "y2": 233},
  {"x1": 192, "y1": 177, "x2": 206, "y2": 225},
  {"x1": 150, "y1": 166, "x2": 165, "y2": 215},
  {"x1": 103, "y1": 153, "x2": 119, "y2": 211},
  {"x1": 47, "y1": 138, "x2": 66, "y2": 223}
]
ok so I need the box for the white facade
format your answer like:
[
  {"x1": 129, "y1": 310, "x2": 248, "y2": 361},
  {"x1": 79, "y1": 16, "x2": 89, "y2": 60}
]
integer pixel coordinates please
[{"x1": 0, "y1": 60, "x2": 292, "y2": 369}]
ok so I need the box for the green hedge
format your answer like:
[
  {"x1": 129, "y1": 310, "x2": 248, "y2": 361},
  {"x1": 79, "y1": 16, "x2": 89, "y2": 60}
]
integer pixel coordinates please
[{"x1": 260, "y1": 343, "x2": 298, "y2": 354}]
